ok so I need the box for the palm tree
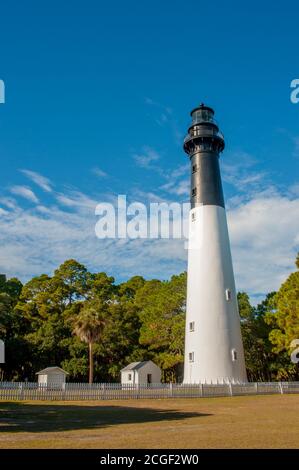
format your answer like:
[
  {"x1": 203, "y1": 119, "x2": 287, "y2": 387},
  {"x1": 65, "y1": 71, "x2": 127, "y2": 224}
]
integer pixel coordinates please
[{"x1": 72, "y1": 301, "x2": 106, "y2": 383}]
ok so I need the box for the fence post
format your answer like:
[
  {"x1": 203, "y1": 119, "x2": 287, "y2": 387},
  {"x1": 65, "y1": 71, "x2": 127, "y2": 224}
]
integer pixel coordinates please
[
  {"x1": 169, "y1": 382, "x2": 173, "y2": 398},
  {"x1": 200, "y1": 383, "x2": 203, "y2": 398},
  {"x1": 255, "y1": 382, "x2": 258, "y2": 394},
  {"x1": 279, "y1": 382, "x2": 284, "y2": 394},
  {"x1": 62, "y1": 382, "x2": 66, "y2": 400},
  {"x1": 19, "y1": 383, "x2": 24, "y2": 400},
  {"x1": 228, "y1": 383, "x2": 233, "y2": 397}
]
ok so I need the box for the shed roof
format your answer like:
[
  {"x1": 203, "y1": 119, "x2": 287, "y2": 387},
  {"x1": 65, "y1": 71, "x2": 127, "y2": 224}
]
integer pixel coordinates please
[
  {"x1": 36, "y1": 366, "x2": 69, "y2": 375},
  {"x1": 121, "y1": 361, "x2": 158, "y2": 372}
]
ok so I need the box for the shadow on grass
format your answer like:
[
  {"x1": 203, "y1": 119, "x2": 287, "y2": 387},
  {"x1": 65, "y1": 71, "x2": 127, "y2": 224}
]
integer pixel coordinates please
[{"x1": 0, "y1": 402, "x2": 211, "y2": 433}]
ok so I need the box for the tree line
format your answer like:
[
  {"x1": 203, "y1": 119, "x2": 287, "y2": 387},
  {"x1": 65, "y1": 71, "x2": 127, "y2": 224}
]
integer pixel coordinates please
[{"x1": 0, "y1": 255, "x2": 298, "y2": 383}]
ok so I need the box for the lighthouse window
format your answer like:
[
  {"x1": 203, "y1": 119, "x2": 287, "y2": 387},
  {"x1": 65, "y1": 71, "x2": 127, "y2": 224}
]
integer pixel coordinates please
[
  {"x1": 192, "y1": 188, "x2": 197, "y2": 197},
  {"x1": 191, "y1": 212, "x2": 196, "y2": 222},
  {"x1": 232, "y1": 349, "x2": 238, "y2": 361},
  {"x1": 192, "y1": 164, "x2": 197, "y2": 173},
  {"x1": 189, "y1": 352, "x2": 194, "y2": 362},
  {"x1": 189, "y1": 322, "x2": 195, "y2": 332},
  {"x1": 225, "y1": 289, "x2": 232, "y2": 301}
]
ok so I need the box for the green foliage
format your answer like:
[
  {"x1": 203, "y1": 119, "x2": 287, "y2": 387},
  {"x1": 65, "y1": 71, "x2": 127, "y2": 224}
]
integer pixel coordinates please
[
  {"x1": 72, "y1": 300, "x2": 107, "y2": 383},
  {"x1": 53, "y1": 259, "x2": 90, "y2": 304},
  {"x1": 239, "y1": 292, "x2": 279, "y2": 381},
  {"x1": 264, "y1": 255, "x2": 299, "y2": 379},
  {"x1": 1, "y1": 254, "x2": 299, "y2": 383},
  {"x1": 266, "y1": 273, "x2": 299, "y2": 353},
  {"x1": 72, "y1": 300, "x2": 107, "y2": 345},
  {"x1": 0, "y1": 277, "x2": 22, "y2": 300},
  {"x1": 136, "y1": 272, "x2": 186, "y2": 381},
  {"x1": 238, "y1": 292, "x2": 254, "y2": 320}
]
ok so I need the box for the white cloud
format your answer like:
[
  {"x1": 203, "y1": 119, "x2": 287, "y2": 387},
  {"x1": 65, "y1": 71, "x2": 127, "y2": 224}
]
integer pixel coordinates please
[
  {"x1": 0, "y1": 197, "x2": 18, "y2": 210},
  {"x1": 289, "y1": 183, "x2": 299, "y2": 196},
  {"x1": 0, "y1": 208, "x2": 9, "y2": 215},
  {"x1": 0, "y1": 193, "x2": 187, "y2": 283},
  {"x1": 1, "y1": 169, "x2": 299, "y2": 306},
  {"x1": 10, "y1": 186, "x2": 39, "y2": 203},
  {"x1": 20, "y1": 169, "x2": 52, "y2": 192},
  {"x1": 92, "y1": 167, "x2": 107, "y2": 178},
  {"x1": 228, "y1": 191, "x2": 299, "y2": 297}
]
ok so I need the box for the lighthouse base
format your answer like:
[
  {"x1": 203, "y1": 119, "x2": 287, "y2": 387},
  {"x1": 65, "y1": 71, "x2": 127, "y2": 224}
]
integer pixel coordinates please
[{"x1": 183, "y1": 204, "x2": 247, "y2": 385}]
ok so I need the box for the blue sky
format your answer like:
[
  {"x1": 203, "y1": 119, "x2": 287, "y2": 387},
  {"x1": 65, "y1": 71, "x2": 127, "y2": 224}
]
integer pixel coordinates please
[{"x1": 0, "y1": 0, "x2": 299, "y2": 302}]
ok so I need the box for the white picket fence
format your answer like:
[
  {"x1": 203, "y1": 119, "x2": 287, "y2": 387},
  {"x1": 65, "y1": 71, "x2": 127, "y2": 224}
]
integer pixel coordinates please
[{"x1": 0, "y1": 381, "x2": 299, "y2": 401}]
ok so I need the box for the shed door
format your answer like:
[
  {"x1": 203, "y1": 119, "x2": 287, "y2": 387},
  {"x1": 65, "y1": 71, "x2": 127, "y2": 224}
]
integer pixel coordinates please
[{"x1": 147, "y1": 374, "x2": 152, "y2": 384}]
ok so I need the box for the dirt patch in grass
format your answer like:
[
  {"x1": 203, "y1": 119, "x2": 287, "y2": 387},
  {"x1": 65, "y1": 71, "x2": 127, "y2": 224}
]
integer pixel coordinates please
[{"x1": 0, "y1": 394, "x2": 298, "y2": 448}]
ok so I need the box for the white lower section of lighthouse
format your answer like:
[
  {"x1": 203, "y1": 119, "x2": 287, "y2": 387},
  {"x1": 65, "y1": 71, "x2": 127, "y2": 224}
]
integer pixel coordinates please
[{"x1": 183, "y1": 204, "x2": 247, "y2": 384}]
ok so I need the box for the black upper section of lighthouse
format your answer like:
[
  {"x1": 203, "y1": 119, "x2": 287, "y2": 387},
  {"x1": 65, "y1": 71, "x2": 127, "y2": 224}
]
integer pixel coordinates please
[{"x1": 183, "y1": 104, "x2": 225, "y2": 209}]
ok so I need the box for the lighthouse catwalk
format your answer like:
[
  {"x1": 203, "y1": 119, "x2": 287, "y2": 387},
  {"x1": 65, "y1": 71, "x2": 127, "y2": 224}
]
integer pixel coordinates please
[{"x1": 183, "y1": 104, "x2": 247, "y2": 384}]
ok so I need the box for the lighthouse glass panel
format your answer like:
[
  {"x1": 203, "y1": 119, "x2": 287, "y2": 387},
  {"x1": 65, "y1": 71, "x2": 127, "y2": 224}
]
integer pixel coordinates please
[{"x1": 192, "y1": 109, "x2": 214, "y2": 125}]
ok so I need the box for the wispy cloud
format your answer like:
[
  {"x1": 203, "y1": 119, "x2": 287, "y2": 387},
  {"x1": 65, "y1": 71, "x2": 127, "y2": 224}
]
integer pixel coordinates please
[
  {"x1": 9, "y1": 186, "x2": 39, "y2": 203},
  {"x1": 156, "y1": 113, "x2": 169, "y2": 126},
  {"x1": 144, "y1": 97, "x2": 182, "y2": 144},
  {"x1": 160, "y1": 164, "x2": 189, "y2": 197},
  {"x1": 0, "y1": 197, "x2": 18, "y2": 210},
  {"x1": 133, "y1": 146, "x2": 161, "y2": 170},
  {"x1": 92, "y1": 167, "x2": 107, "y2": 178},
  {"x1": 292, "y1": 136, "x2": 299, "y2": 158},
  {"x1": 221, "y1": 151, "x2": 267, "y2": 192},
  {"x1": 169, "y1": 164, "x2": 189, "y2": 179},
  {"x1": 133, "y1": 189, "x2": 169, "y2": 204},
  {"x1": 55, "y1": 190, "x2": 98, "y2": 210},
  {"x1": 145, "y1": 97, "x2": 172, "y2": 115},
  {"x1": 161, "y1": 179, "x2": 189, "y2": 197},
  {"x1": 20, "y1": 169, "x2": 52, "y2": 192}
]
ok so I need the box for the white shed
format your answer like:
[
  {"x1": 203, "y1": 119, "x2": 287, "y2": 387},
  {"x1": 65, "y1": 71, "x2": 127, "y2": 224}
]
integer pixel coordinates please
[
  {"x1": 36, "y1": 366, "x2": 68, "y2": 388},
  {"x1": 121, "y1": 361, "x2": 161, "y2": 386}
]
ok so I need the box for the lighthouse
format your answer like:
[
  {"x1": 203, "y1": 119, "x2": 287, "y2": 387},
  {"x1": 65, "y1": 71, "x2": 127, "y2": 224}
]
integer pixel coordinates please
[{"x1": 183, "y1": 103, "x2": 247, "y2": 384}]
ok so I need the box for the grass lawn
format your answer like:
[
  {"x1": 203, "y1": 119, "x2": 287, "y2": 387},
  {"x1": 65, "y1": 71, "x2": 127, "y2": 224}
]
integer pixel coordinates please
[{"x1": 0, "y1": 394, "x2": 298, "y2": 448}]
